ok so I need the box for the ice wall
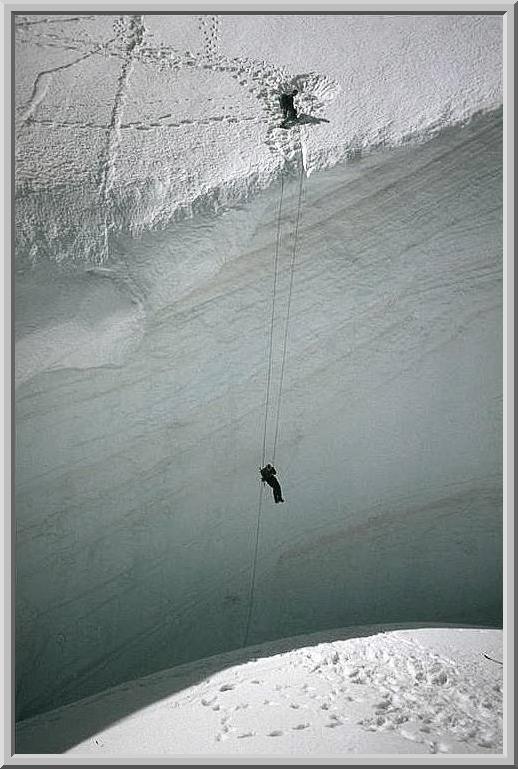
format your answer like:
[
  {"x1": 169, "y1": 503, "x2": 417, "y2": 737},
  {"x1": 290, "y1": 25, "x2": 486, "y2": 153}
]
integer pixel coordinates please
[
  {"x1": 16, "y1": 110, "x2": 502, "y2": 720},
  {"x1": 15, "y1": 14, "x2": 503, "y2": 720}
]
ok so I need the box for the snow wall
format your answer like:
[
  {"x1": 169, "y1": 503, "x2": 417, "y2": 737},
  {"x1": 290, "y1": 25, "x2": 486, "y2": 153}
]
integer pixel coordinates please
[{"x1": 15, "y1": 14, "x2": 503, "y2": 720}]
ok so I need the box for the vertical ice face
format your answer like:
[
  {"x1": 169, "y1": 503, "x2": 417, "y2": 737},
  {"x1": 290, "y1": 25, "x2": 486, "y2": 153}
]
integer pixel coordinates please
[{"x1": 15, "y1": 108, "x2": 502, "y2": 720}]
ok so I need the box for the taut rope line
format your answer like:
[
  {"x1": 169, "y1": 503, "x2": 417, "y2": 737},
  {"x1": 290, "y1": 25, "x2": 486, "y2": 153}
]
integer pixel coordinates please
[
  {"x1": 261, "y1": 174, "x2": 285, "y2": 467},
  {"x1": 272, "y1": 160, "x2": 305, "y2": 464},
  {"x1": 244, "y1": 158, "x2": 306, "y2": 647}
]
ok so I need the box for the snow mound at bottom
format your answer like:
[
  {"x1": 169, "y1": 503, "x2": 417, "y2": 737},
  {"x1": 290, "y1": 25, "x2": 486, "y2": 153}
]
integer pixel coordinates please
[{"x1": 16, "y1": 626, "x2": 503, "y2": 756}]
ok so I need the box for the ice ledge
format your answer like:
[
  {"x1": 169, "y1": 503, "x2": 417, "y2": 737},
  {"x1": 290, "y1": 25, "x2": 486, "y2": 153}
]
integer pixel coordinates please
[{"x1": 15, "y1": 104, "x2": 501, "y2": 269}]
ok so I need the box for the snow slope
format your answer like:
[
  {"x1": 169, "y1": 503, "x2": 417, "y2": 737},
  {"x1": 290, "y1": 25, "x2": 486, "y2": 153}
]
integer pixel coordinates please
[
  {"x1": 15, "y1": 14, "x2": 503, "y2": 725},
  {"x1": 16, "y1": 627, "x2": 504, "y2": 756}
]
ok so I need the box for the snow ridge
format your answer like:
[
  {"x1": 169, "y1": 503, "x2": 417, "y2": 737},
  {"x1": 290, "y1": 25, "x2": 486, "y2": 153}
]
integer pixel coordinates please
[
  {"x1": 15, "y1": 14, "x2": 502, "y2": 266},
  {"x1": 15, "y1": 629, "x2": 503, "y2": 755}
]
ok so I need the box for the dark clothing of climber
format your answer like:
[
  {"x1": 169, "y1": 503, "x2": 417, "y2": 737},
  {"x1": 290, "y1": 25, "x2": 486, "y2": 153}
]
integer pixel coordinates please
[
  {"x1": 260, "y1": 464, "x2": 284, "y2": 503},
  {"x1": 279, "y1": 90, "x2": 298, "y2": 123}
]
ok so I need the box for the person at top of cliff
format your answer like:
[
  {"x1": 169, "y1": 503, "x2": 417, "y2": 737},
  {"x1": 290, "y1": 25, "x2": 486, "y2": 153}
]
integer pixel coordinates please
[
  {"x1": 279, "y1": 89, "x2": 298, "y2": 125},
  {"x1": 260, "y1": 463, "x2": 284, "y2": 503}
]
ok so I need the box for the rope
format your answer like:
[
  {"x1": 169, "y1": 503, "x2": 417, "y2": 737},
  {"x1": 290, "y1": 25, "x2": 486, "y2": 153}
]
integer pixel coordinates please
[
  {"x1": 243, "y1": 483, "x2": 264, "y2": 646},
  {"x1": 272, "y1": 160, "x2": 305, "y2": 464},
  {"x1": 243, "y1": 174, "x2": 285, "y2": 648},
  {"x1": 244, "y1": 158, "x2": 305, "y2": 648},
  {"x1": 261, "y1": 174, "x2": 285, "y2": 467}
]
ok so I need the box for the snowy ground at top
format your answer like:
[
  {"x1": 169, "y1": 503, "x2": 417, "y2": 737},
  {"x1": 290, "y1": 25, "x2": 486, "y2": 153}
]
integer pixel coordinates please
[
  {"x1": 15, "y1": 13, "x2": 503, "y2": 733},
  {"x1": 16, "y1": 626, "x2": 504, "y2": 756},
  {"x1": 15, "y1": 14, "x2": 502, "y2": 267}
]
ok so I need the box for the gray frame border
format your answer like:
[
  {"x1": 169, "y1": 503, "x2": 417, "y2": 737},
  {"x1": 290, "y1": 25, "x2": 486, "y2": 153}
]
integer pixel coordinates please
[{"x1": 2, "y1": 1, "x2": 514, "y2": 765}]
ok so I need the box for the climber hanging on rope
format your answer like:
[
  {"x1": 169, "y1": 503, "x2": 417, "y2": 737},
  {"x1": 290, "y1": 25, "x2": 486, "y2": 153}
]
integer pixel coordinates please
[
  {"x1": 243, "y1": 158, "x2": 305, "y2": 647},
  {"x1": 260, "y1": 464, "x2": 284, "y2": 503}
]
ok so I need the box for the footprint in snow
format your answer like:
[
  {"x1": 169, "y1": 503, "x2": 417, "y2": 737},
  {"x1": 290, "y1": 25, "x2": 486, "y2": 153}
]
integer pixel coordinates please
[
  {"x1": 215, "y1": 723, "x2": 234, "y2": 741},
  {"x1": 219, "y1": 683, "x2": 235, "y2": 692},
  {"x1": 268, "y1": 730, "x2": 283, "y2": 737}
]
